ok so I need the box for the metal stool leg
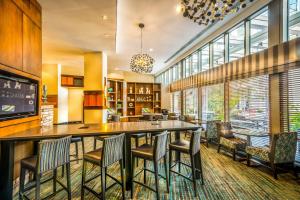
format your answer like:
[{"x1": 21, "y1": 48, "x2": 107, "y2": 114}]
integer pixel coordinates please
[
  {"x1": 53, "y1": 169, "x2": 57, "y2": 194},
  {"x1": 66, "y1": 163, "x2": 72, "y2": 200},
  {"x1": 154, "y1": 161, "x2": 160, "y2": 200},
  {"x1": 168, "y1": 150, "x2": 172, "y2": 187},
  {"x1": 101, "y1": 167, "x2": 106, "y2": 200},
  {"x1": 131, "y1": 156, "x2": 136, "y2": 199},
  {"x1": 119, "y1": 160, "x2": 125, "y2": 200},
  {"x1": 81, "y1": 160, "x2": 86, "y2": 199},
  {"x1": 75, "y1": 142, "x2": 79, "y2": 164},
  {"x1": 164, "y1": 155, "x2": 169, "y2": 193},
  {"x1": 19, "y1": 166, "x2": 26, "y2": 199},
  {"x1": 144, "y1": 159, "x2": 147, "y2": 184},
  {"x1": 35, "y1": 174, "x2": 41, "y2": 200},
  {"x1": 190, "y1": 154, "x2": 197, "y2": 197}
]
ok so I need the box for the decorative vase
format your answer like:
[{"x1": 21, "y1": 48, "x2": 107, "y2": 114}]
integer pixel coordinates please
[{"x1": 42, "y1": 85, "x2": 47, "y2": 103}]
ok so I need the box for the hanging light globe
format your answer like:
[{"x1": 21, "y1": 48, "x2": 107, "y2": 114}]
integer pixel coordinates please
[{"x1": 130, "y1": 23, "x2": 155, "y2": 73}]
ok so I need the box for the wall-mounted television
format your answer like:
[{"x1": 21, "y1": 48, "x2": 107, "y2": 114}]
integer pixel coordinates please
[{"x1": 0, "y1": 70, "x2": 39, "y2": 121}]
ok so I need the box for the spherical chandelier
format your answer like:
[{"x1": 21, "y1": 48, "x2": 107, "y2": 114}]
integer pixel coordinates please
[
  {"x1": 130, "y1": 23, "x2": 154, "y2": 74},
  {"x1": 181, "y1": 0, "x2": 254, "y2": 25}
]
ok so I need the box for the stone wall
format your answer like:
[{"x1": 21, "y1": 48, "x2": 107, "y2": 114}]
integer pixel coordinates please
[{"x1": 41, "y1": 104, "x2": 54, "y2": 126}]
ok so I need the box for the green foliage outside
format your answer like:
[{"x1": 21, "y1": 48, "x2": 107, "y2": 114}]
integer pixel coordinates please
[
  {"x1": 206, "y1": 86, "x2": 224, "y2": 120},
  {"x1": 289, "y1": 104, "x2": 300, "y2": 132}
]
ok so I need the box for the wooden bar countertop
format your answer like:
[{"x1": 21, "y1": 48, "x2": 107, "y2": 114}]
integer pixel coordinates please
[{"x1": 0, "y1": 120, "x2": 200, "y2": 141}]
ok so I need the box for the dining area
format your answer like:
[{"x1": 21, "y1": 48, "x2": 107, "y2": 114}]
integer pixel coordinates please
[
  {"x1": 2, "y1": 0, "x2": 300, "y2": 199},
  {"x1": 0, "y1": 117, "x2": 299, "y2": 199},
  {"x1": 1, "y1": 120, "x2": 203, "y2": 200}
]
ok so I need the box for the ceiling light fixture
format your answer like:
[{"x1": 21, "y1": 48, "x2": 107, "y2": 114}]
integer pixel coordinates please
[
  {"x1": 102, "y1": 15, "x2": 108, "y2": 20},
  {"x1": 176, "y1": 4, "x2": 184, "y2": 14},
  {"x1": 130, "y1": 23, "x2": 154, "y2": 74},
  {"x1": 149, "y1": 48, "x2": 154, "y2": 52},
  {"x1": 181, "y1": 0, "x2": 254, "y2": 25}
]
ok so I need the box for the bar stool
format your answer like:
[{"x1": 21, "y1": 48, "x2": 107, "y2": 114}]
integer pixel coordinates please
[
  {"x1": 81, "y1": 133, "x2": 125, "y2": 200},
  {"x1": 61, "y1": 136, "x2": 85, "y2": 177},
  {"x1": 131, "y1": 131, "x2": 169, "y2": 200},
  {"x1": 169, "y1": 129, "x2": 204, "y2": 197},
  {"x1": 94, "y1": 114, "x2": 121, "y2": 149},
  {"x1": 19, "y1": 136, "x2": 72, "y2": 200}
]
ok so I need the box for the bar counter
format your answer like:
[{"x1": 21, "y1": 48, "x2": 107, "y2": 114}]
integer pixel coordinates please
[{"x1": 0, "y1": 120, "x2": 200, "y2": 200}]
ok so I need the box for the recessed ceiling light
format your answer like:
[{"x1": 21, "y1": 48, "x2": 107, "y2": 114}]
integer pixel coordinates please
[
  {"x1": 176, "y1": 4, "x2": 183, "y2": 14},
  {"x1": 104, "y1": 33, "x2": 111, "y2": 38},
  {"x1": 102, "y1": 15, "x2": 108, "y2": 20},
  {"x1": 149, "y1": 48, "x2": 154, "y2": 52}
]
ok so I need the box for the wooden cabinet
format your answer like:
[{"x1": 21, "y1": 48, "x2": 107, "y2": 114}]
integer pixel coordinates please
[
  {"x1": 23, "y1": 14, "x2": 42, "y2": 77},
  {"x1": 61, "y1": 75, "x2": 84, "y2": 87},
  {"x1": 84, "y1": 91, "x2": 104, "y2": 109},
  {"x1": 12, "y1": 0, "x2": 41, "y2": 27},
  {"x1": 0, "y1": 0, "x2": 23, "y2": 70}
]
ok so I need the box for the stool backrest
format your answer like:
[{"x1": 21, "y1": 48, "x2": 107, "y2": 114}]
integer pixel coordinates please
[
  {"x1": 37, "y1": 136, "x2": 71, "y2": 173},
  {"x1": 153, "y1": 131, "x2": 168, "y2": 161},
  {"x1": 190, "y1": 129, "x2": 202, "y2": 155},
  {"x1": 102, "y1": 133, "x2": 125, "y2": 167}
]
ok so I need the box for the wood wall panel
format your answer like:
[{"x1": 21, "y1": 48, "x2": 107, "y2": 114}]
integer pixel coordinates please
[
  {"x1": 12, "y1": 0, "x2": 41, "y2": 27},
  {"x1": 23, "y1": 14, "x2": 42, "y2": 77},
  {"x1": 0, "y1": 0, "x2": 23, "y2": 70},
  {"x1": 0, "y1": 0, "x2": 42, "y2": 181}
]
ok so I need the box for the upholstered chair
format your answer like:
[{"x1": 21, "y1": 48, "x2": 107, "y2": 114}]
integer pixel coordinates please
[
  {"x1": 217, "y1": 122, "x2": 247, "y2": 160},
  {"x1": 201, "y1": 120, "x2": 220, "y2": 147},
  {"x1": 246, "y1": 132, "x2": 297, "y2": 179}
]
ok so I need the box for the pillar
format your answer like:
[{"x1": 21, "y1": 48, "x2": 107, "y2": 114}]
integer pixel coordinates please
[
  {"x1": 84, "y1": 52, "x2": 107, "y2": 123},
  {"x1": 268, "y1": 0, "x2": 286, "y2": 133}
]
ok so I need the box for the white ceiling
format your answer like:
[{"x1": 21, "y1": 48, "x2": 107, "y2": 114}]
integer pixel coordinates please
[
  {"x1": 39, "y1": 0, "x2": 117, "y2": 68},
  {"x1": 110, "y1": 0, "x2": 204, "y2": 73},
  {"x1": 39, "y1": 0, "x2": 204, "y2": 73}
]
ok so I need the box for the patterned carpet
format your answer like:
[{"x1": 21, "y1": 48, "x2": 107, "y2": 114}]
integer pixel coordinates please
[{"x1": 14, "y1": 137, "x2": 300, "y2": 200}]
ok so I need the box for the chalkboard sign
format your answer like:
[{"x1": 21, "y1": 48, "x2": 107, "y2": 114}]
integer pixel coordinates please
[{"x1": 0, "y1": 71, "x2": 38, "y2": 121}]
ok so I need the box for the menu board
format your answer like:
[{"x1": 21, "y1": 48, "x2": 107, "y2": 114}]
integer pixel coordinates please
[{"x1": 0, "y1": 75, "x2": 37, "y2": 118}]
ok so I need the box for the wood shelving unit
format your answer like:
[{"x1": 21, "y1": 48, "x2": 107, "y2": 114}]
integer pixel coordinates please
[
  {"x1": 107, "y1": 79, "x2": 125, "y2": 116},
  {"x1": 126, "y1": 82, "x2": 161, "y2": 116}
]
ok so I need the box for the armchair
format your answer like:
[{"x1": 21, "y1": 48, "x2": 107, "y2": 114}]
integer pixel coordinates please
[
  {"x1": 217, "y1": 122, "x2": 247, "y2": 161},
  {"x1": 246, "y1": 132, "x2": 297, "y2": 179},
  {"x1": 201, "y1": 120, "x2": 220, "y2": 147}
]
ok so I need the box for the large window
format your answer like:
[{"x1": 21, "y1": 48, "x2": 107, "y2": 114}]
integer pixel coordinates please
[
  {"x1": 280, "y1": 68, "x2": 300, "y2": 162},
  {"x1": 250, "y1": 9, "x2": 268, "y2": 53},
  {"x1": 288, "y1": 0, "x2": 300, "y2": 40},
  {"x1": 172, "y1": 91, "x2": 182, "y2": 114},
  {"x1": 191, "y1": 52, "x2": 199, "y2": 75},
  {"x1": 229, "y1": 75, "x2": 269, "y2": 131},
  {"x1": 184, "y1": 88, "x2": 198, "y2": 115},
  {"x1": 200, "y1": 45, "x2": 210, "y2": 71},
  {"x1": 184, "y1": 57, "x2": 191, "y2": 77},
  {"x1": 229, "y1": 23, "x2": 245, "y2": 61},
  {"x1": 212, "y1": 36, "x2": 225, "y2": 67},
  {"x1": 202, "y1": 84, "x2": 224, "y2": 120}
]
